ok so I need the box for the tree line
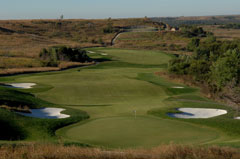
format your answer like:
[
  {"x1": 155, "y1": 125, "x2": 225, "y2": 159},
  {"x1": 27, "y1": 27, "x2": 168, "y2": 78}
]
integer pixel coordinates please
[
  {"x1": 219, "y1": 23, "x2": 240, "y2": 29},
  {"x1": 169, "y1": 35, "x2": 240, "y2": 102}
]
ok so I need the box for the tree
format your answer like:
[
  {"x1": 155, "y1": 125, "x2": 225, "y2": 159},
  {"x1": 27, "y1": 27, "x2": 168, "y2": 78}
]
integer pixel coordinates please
[
  {"x1": 187, "y1": 38, "x2": 200, "y2": 51},
  {"x1": 103, "y1": 17, "x2": 114, "y2": 33},
  {"x1": 39, "y1": 46, "x2": 91, "y2": 67},
  {"x1": 60, "y1": 15, "x2": 64, "y2": 20},
  {"x1": 210, "y1": 49, "x2": 240, "y2": 90}
]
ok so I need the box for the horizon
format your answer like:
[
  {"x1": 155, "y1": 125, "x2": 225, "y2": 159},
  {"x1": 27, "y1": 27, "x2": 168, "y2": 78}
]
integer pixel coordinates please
[
  {"x1": 0, "y1": 14, "x2": 240, "y2": 21},
  {"x1": 1, "y1": 0, "x2": 240, "y2": 20}
]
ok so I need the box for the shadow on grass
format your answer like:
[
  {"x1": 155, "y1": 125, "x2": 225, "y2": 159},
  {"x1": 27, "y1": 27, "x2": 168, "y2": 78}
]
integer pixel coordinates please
[
  {"x1": 86, "y1": 61, "x2": 168, "y2": 69},
  {"x1": 0, "y1": 86, "x2": 89, "y2": 141},
  {"x1": 136, "y1": 73, "x2": 197, "y2": 95},
  {"x1": 66, "y1": 104, "x2": 112, "y2": 107}
]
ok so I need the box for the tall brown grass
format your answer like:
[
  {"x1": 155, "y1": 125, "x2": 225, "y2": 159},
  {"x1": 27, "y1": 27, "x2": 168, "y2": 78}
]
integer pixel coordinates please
[
  {"x1": 0, "y1": 18, "x2": 147, "y2": 58},
  {"x1": 0, "y1": 18, "x2": 153, "y2": 73},
  {"x1": 114, "y1": 31, "x2": 189, "y2": 51},
  {"x1": 0, "y1": 62, "x2": 94, "y2": 76},
  {"x1": 202, "y1": 25, "x2": 240, "y2": 40},
  {"x1": 0, "y1": 144, "x2": 239, "y2": 159}
]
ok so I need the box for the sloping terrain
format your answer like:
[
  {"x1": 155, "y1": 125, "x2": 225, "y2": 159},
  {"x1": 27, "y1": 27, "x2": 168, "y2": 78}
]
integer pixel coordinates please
[{"x1": 1, "y1": 48, "x2": 239, "y2": 148}]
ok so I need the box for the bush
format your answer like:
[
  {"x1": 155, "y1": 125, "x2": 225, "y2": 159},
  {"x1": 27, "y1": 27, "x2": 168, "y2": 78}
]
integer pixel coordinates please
[
  {"x1": 219, "y1": 23, "x2": 240, "y2": 29},
  {"x1": 181, "y1": 25, "x2": 207, "y2": 38},
  {"x1": 168, "y1": 56, "x2": 191, "y2": 75},
  {"x1": 39, "y1": 46, "x2": 91, "y2": 67},
  {"x1": 187, "y1": 38, "x2": 200, "y2": 51},
  {"x1": 210, "y1": 49, "x2": 240, "y2": 89},
  {"x1": 169, "y1": 37, "x2": 240, "y2": 94},
  {"x1": 103, "y1": 18, "x2": 120, "y2": 33}
]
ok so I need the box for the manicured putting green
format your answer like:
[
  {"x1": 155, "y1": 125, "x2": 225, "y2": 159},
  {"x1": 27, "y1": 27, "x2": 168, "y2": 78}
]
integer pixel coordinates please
[{"x1": 60, "y1": 116, "x2": 219, "y2": 148}]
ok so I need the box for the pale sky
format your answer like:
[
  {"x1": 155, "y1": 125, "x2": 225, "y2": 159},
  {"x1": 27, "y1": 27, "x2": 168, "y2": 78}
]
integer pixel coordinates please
[{"x1": 0, "y1": 0, "x2": 240, "y2": 19}]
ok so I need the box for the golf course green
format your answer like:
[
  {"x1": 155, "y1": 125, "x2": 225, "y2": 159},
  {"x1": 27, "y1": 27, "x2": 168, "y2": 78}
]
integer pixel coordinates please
[{"x1": 1, "y1": 48, "x2": 240, "y2": 148}]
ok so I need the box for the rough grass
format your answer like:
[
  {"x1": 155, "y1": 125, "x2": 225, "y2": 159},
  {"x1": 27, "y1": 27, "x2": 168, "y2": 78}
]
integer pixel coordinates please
[
  {"x1": 114, "y1": 31, "x2": 189, "y2": 51},
  {"x1": 0, "y1": 57, "x2": 42, "y2": 69},
  {"x1": 0, "y1": 144, "x2": 240, "y2": 159},
  {"x1": 203, "y1": 25, "x2": 240, "y2": 40},
  {"x1": 0, "y1": 18, "x2": 151, "y2": 71},
  {"x1": 0, "y1": 62, "x2": 94, "y2": 76}
]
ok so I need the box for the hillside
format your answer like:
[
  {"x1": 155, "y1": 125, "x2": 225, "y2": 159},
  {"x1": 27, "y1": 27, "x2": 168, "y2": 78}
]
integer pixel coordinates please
[
  {"x1": 151, "y1": 15, "x2": 240, "y2": 26},
  {"x1": 0, "y1": 18, "x2": 165, "y2": 74}
]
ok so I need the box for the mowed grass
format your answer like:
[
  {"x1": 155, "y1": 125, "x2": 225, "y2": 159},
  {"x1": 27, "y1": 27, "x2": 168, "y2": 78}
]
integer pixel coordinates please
[
  {"x1": 12, "y1": 49, "x2": 173, "y2": 119},
  {"x1": 1, "y1": 48, "x2": 239, "y2": 148},
  {"x1": 60, "y1": 116, "x2": 219, "y2": 148}
]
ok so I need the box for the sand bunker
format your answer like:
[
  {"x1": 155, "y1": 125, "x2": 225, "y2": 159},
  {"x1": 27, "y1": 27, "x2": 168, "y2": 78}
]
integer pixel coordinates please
[
  {"x1": 101, "y1": 53, "x2": 108, "y2": 56},
  {"x1": 88, "y1": 51, "x2": 95, "y2": 54},
  {"x1": 17, "y1": 108, "x2": 70, "y2": 119},
  {"x1": 7, "y1": 83, "x2": 36, "y2": 89},
  {"x1": 172, "y1": 86, "x2": 184, "y2": 89},
  {"x1": 234, "y1": 117, "x2": 240, "y2": 120},
  {"x1": 169, "y1": 108, "x2": 227, "y2": 119}
]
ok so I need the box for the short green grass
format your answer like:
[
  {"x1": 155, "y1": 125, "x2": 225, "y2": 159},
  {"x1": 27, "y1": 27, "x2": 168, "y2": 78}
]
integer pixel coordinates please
[
  {"x1": 59, "y1": 116, "x2": 219, "y2": 148},
  {"x1": 0, "y1": 48, "x2": 240, "y2": 148}
]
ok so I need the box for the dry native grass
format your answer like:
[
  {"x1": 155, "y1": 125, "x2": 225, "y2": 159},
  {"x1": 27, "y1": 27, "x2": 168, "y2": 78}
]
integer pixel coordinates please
[
  {"x1": 0, "y1": 144, "x2": 239, "y2": 159},
  {"x1": 0, "y1": 18, "x2": 157, "y2": 73},
  {"x1": 0, "y1": 62, "x2": 95, "y2": 76}
]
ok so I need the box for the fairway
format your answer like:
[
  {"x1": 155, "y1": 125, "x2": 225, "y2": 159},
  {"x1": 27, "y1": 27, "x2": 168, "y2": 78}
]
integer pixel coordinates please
[{"x1": 1, "y1": 48, "x2": 237, "y2": 148}]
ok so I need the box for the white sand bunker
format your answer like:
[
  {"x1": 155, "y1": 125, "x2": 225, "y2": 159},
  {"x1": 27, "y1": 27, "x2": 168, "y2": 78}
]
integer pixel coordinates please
[
  {"x1": 7, "y1": 83, "x2": 36, "y2": 89},
  {"x1": 172, "y1": 86, "x2": 184, "y2": 89},
  {"x1": 17, "y1": 108, "x2": 70, "y2": 119},
  {"x1": 169, "y1": 108, "x2": 227, "y2": 119},
  {"x1": 101, "y1": 53, "x2": 108, "y2": 56},
  {"x1": 87, "y1": 51, "x2": 95, "y2": 54},
  {"x1": 234, "y1": 117, "x2": 240, "y2": 120}
]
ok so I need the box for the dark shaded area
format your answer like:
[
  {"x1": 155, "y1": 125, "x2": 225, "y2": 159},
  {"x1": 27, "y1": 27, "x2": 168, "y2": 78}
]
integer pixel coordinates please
[
  {"x1": 0, "y1": 86, "x2": 89, "y2": 141},
  {"x1": 0, "y1": 27, "x2": 15, "y2": 34},
  {"x1": 0, "y1": 87, "x2": 51, "y2": 109},
  {"x1": 63, "y1": 142, "x2": 91, "y2": 147},
  {"x1": 39, "y1": 46, "x2": 92, "y2": 67},
  {"x1": 151, "y1": 16, "x2": 240, "y2": 27},
  {"x1": 86, "y1": 61, "x2": 167, "y2": 69},
  {"x1": 166, "y1": 87, "x2": 197, "y2": 95},
  {"x1": 0, "y1": 113, "x2": 26, "y2": 140},
  {"x1": 180, "y1": 26, "x2": 209, "y2": 38},
  {"x1": 93, "y1": 57, "x2": 112, "y2": 63},
  {"x1": 219, "y1": 23, "x2": 240, "y2": 29},
  {"x1": 66, "y1": 104, "x2": 111, "y2": 107}
]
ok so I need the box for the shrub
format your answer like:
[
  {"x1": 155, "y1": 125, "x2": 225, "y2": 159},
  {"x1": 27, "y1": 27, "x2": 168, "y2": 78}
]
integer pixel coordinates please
[
  {"x1": 169, "y1": 37, "x2": 240, "y2": 95},
  {"x1": 219, "y1": 23, "x2": 240, "y2": 29},
  {"x1": 210, "y1": 49, "x2": 240, "y2": 89},
  {"x1": 39, "y1": 46, "x2": 91, "y2": 67},
  {"x1": 181, "y1": 25, "x2": 207, "y2": 38},
  {"x1": 187, "y1": 38, "x2": 200, "y2": 51}
]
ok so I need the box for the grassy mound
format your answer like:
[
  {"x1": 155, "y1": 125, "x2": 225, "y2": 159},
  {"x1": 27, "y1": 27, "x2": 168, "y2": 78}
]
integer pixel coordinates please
[{"x1": 0, "y1": 86, "x2": 89, "y2": 141}]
